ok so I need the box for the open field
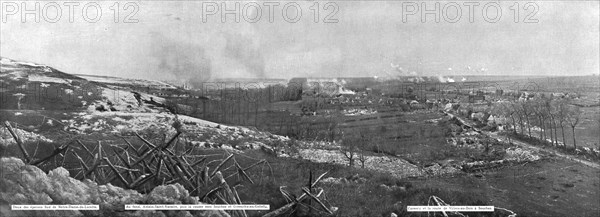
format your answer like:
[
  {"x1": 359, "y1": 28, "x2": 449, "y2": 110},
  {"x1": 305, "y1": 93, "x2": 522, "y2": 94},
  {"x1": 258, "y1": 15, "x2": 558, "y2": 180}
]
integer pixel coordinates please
[
  {"x1": 413, "y1": 158, "x2": 600, "y2": 217},
  {"x1": 1, "y1": 58, "x2": 599, "y2": 217}
]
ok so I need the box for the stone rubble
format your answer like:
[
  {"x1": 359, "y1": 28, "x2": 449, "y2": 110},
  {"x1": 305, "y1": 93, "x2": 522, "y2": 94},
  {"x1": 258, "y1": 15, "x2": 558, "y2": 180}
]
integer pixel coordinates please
[{"x1": 0, "y1": 157, "x2": 230, "y2": 217}]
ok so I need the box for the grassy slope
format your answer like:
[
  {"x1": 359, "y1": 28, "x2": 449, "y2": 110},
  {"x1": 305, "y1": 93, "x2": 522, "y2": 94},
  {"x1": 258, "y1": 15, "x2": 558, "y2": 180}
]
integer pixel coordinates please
[
  {"x1": 232, "y1": 150, "x2": 495, "y2": 217},
  {"x1": 2, "y1": 59, "x2": 598, "y2": 216}
]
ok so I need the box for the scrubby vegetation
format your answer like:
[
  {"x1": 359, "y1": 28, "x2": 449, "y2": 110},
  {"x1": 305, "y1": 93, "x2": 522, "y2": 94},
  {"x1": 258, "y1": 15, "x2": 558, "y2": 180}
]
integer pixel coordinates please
[{"x1": 2, "y1": 58, "x2": 599, "y2": 216}]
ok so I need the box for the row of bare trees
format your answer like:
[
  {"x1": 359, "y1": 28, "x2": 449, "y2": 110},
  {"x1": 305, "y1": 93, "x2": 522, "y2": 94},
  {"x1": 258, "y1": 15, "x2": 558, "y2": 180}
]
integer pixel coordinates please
[
  {"x1": 492, "y1": 95, "x2": 582, "y2": 150},
  {"x1": 339, "y1": 129, "x2": 370, "y2": 168}
]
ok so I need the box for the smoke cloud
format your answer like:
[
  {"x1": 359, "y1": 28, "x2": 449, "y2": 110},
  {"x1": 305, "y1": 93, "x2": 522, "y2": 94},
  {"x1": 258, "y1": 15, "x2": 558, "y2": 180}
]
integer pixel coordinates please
[
  {"x1": 0, "y1": 0, "x2": 597, "y2": 81},
  {"x1": 149, "y1": 32, "x2": 212, "y2": 84},
  {"x1": 223, "y1": 32, "x2": 266, "y2": 79}
]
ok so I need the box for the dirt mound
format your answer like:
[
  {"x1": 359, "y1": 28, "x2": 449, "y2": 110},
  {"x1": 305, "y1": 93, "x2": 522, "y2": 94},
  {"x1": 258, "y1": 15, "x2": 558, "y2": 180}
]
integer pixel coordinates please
[{"x1": 0, "y1": 157, "x2": 229, "y2": 217}]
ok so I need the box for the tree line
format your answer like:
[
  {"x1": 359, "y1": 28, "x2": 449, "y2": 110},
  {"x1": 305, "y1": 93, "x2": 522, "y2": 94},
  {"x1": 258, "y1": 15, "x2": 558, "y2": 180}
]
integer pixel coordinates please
[{"x1": 491, "y1": 94, "x2": 583, "y2": 150}]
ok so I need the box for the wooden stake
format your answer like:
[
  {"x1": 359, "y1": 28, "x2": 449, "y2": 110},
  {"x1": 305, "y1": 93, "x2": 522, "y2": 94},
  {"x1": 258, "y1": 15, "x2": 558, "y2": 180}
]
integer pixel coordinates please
[
  {"x1": 210, "y1": 154, "x2": 234, "y2": 178},
  {"x1": 30, "y1": 144, "x2": 69, "y2": 166},
  {"x1": 76, "y1": 140, "x2": 93, "y2": 157},
  {"x1": 4, "y1": 121, "x2": 31, "y2": 163}
]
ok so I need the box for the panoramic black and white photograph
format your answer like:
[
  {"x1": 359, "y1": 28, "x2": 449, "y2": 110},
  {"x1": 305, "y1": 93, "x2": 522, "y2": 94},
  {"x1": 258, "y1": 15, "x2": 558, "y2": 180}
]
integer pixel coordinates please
[{"x1": 0, "y1": 0, "x2": 599, "y2": 216}]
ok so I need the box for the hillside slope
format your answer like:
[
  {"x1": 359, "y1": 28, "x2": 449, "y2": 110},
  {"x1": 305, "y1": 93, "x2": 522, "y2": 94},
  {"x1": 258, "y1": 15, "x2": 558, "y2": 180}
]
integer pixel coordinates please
[{"x1": 0, "y1": 57, "x2": 289, "y2": 154}]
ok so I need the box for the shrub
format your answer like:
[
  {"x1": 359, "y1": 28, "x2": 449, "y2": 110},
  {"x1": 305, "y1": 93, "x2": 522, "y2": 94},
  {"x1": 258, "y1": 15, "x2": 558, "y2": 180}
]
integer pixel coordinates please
[{"x1": 164, "y1": 99, "x2": 181, "y2": 114}]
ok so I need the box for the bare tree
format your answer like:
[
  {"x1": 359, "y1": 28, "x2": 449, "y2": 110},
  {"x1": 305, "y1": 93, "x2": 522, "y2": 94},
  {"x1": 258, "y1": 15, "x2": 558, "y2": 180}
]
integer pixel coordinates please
[
  {"x1": 492, "y1": 101, "x2": 516, "y2": 134},
  {"x1": 553, "y1": 99, "x2": 569, "y2": 147},
  {"x1": 326, "y1": 117, "x2": 340, "y2": 142},
  {"x1": 566, "y1": 105, "x2": 581, "y2": 151},
  {"x1": 513, "y1": 101, "x2": 526, "y2": 134},
  {"x1": 340, "y1": 130, "x2": 369, "y2": 167},
  {"x1": 544, "y1": 98, "x2": 557, "y2": 145},
  {"x1": 357, "y1": 132, "x2": 369, "y2": 169},
  {"x1": 357, "y1": 149, "x2": 366, "y2": 169},
  {"x1": 523, "y1": 100, "x2": 534, "y2": 137},
  {"x1": 340, "y1": 138, "x2": 356, "y2": 167},
  {"x1": 531, "y1": 98, "x2": 547, "y2": 141}
]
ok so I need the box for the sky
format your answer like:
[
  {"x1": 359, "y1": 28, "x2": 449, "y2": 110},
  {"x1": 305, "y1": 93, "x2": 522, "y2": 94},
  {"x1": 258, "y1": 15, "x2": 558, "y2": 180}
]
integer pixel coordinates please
[{"x1": 1, "y1": 0, "x2": 598, "y2": 82}]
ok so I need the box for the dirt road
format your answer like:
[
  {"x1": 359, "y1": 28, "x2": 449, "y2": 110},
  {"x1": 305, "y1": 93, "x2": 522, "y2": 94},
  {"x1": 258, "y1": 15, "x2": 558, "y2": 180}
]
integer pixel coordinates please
[
  {"x1": 487, "y1": 132, "x2": 600, "y2": 169},
  {"x1": 446, "y1": 111, "x2": 600, "y2": 169}
]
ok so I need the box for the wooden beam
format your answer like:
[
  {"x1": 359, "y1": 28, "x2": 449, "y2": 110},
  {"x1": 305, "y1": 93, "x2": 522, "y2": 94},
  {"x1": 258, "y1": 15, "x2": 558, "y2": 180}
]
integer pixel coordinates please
[{"x1": 4, "y1": 121, "x2": 30, "y2": 163}]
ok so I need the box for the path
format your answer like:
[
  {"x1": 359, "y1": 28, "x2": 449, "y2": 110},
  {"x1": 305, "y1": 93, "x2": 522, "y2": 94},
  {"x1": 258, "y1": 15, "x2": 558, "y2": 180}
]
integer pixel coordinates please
[
  {"x1": 487, "y1": 132, "x2": 600, "y2": 169},
  {"x1": 446, "y1": 111, "x2": 600, "y2": 169}
]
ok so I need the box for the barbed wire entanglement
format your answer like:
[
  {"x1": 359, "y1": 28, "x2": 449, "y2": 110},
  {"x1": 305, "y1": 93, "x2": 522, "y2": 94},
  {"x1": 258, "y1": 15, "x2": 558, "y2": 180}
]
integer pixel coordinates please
[{"x1": 3, "y1": 120, "x2": 302, "y2": 217}]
